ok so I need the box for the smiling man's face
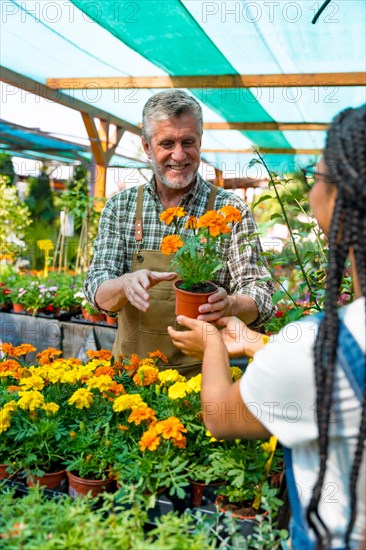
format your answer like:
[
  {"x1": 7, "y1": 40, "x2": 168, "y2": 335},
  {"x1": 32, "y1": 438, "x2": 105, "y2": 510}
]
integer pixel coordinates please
[{"x1": 142, "y1": 114, "x2": 202, "y2": 191}]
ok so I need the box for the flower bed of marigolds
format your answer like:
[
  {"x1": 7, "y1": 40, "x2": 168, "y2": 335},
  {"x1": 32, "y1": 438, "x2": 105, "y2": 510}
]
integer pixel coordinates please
[{"x1": 0, "y1": 343, "x2": 288, "y2": 548}]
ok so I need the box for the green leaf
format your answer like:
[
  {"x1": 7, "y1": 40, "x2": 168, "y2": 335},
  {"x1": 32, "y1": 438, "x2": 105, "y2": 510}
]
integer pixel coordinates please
[{"x1": 272, "y1": 290, "x2": 285, "y2": 305}]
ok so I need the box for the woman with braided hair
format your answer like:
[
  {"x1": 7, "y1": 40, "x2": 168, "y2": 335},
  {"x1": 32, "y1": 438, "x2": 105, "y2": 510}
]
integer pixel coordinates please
[{"x1": 168, "y1": 104, "x2": 366, "y2": 549}]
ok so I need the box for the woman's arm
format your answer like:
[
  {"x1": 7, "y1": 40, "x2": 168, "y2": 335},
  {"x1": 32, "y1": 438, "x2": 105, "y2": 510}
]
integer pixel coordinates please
[{"x1": 168, "y1": 316, "x2": 271, "y2": 440}]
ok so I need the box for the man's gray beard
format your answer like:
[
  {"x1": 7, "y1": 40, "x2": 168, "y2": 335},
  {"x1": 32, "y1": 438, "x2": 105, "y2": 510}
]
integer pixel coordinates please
[{"x1": 150, "y1": 157, "x2": 197, "y2": 190}]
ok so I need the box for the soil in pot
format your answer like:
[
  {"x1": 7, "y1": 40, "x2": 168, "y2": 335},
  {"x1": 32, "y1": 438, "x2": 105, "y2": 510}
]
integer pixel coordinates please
[{"x1": 215, "y1": 495, "x2": 267, "y2": 520}]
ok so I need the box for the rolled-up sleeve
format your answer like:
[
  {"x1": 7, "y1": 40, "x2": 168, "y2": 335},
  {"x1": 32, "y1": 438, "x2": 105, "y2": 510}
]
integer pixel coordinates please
[
  {"x1": 84, "y1": 195, "x2": 126, "y2": 309},
  {"x1": 228, "y1": 204, "x2": 276, "y2": 327}
]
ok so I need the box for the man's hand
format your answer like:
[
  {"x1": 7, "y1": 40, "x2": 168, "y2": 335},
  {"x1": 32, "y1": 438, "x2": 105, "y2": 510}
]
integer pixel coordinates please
[
  {"x1": 168, "y1": 315, "x2": 221, "y2": 359},
  {"x1": 196, "y1": 286, "x2": 231, "y2": 322},
  {"x1": 123, "y1": 270, "x2": 177, "y2": 312}
]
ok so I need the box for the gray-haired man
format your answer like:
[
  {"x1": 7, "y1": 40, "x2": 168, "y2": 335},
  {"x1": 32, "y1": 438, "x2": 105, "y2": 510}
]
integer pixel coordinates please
[{"x1": 84, "y1": 89, "x2": 275, "y2": 376}]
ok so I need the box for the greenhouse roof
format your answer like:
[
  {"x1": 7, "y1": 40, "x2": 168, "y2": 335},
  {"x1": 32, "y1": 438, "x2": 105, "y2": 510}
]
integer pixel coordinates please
[
  {"x1": 1, "y1": 0, "x2": 365, "y2": 175},
  {"x1": 0, "y1": 119, "x2": 150, "y2": 168}
]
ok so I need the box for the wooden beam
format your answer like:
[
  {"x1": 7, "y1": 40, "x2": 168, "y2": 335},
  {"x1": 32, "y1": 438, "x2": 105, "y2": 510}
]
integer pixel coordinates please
[
  {"x1": 202, "y1": 148, "x2": 322, "y2": 155},
  {"x1": 1, "y1": 66, "x2": 141, "y2": 136},
  {"x1": 46, "y1": 72, "x2": 366, "y2": 89},
  {"x1": 203, "y1": 122, "x2": 329, "y2": 131},
  {"x1": 81, "y1": 113, "x2": 125, "y2": 197}
]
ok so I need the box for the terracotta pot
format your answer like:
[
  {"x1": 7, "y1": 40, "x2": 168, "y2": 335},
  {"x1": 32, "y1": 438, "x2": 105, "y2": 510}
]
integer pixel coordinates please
[
  {"x1": 12, "y1": 303, "x2": 26, "y2": 313},
  {"x1": 106, "y1": 315, "x2": 118, "y2": 326},
  {"x1": 174, "y1": 281, "x2": 218, "y2": 319},
  {"x1": 88, "y1": 313, "x2": 106, "y2": 323},
  {"x1": 215, "y1": 495, "x2": 268, "y2": 520},
  {"x1": 0, "y1": 464, "x2": 10, "y2": 480},
  {"x1": 81, "y1": 308, "x2": 89, "y2": 319},
  {"x1": 67, "y1": 471, "x2": 115, "y2": 498},
  {"x1": 27, "y1": 468, "x2": 67, "y2": 490},
  {"x1": 189, "y1": 479, "x2": 226, "y2": 507}
]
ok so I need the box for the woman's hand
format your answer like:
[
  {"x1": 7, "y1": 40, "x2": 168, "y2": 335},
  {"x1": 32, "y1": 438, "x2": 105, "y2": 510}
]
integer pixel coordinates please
[
  {"x1": 217, "y1": 317, "x2": 264, "y2": 358},
  {"x1": 167, "y1": 315, "x2": 221, "y2": 359}
]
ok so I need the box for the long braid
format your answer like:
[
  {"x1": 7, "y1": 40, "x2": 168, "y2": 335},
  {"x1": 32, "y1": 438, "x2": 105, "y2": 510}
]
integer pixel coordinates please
[{"x1": 306, "y1": 105, "x2": 366, "y2": 549}]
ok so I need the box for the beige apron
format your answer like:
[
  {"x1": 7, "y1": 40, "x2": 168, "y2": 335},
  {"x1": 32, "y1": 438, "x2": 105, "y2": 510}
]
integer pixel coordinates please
[{"x1": 113, "y1": 184, "x2": 217, "y2": 378}]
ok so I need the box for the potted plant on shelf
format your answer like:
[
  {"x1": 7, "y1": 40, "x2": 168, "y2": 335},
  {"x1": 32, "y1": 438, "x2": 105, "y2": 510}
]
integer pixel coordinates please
[{"x1": 159, "y1": 206, "x2": 242, "y2": 318}]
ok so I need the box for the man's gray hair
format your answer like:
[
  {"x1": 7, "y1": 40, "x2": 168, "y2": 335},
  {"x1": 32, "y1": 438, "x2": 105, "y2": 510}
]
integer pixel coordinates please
[{"x1": 142, "y1": 90, "x2": 203, "y2": 141}]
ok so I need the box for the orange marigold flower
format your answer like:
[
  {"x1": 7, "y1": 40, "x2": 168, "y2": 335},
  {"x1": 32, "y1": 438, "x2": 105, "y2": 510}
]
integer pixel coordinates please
[
  {"x1": 219, "y1": 205, "x2": 242, "y2": 223},
  {"x1": 118, "y1": 424, "x2": 129, "y2": 431},
  {"x1": 173, "y1": 436, "x2": 187, "y2": 449},
  {"x1": 12, "y1": 344, "x2": 37, "y2": 357},
  {"x1": 86, "y1": 349, "x2": 112, "y2": 361},
  {"x1": 7, "y1": 385, "x2": 21, "y2": 393},
  {"x1": 68, "y1": 358, "x2": 82, "y2": 367},
  {"x1": 133, "y1": 366, "x2": 159, "y2": 387},
  {"x1": 155, "y1": 417, "x2": 187, "y2": 441},
  {"x1": 36, "y1": 348, "x2": 62, "y2": 365},
  {"x1": 0, "y1": 359, "x2": 22, "y2": 377},
  {"x1": 160, "y1": 207, "x2": 187, "y2": 226},
  {"x1": 139, "y1": 428, "x2": 161, "y2": 452},
  {"x1": 124, "y1": 353, "x2": 141, "y2": 374},
  {"x1": 148, "y1": 350, "x2": 168, "y2": 364},
  {"x1": 197, "y1": 211, "x2": 231, "y2": 237},
  {"x1": 1, "y1": 343, "x2": 16, "y2": 357},
  {"x1": 184, "y1": 216, "x2": 197, "y2": 230},
  {"x1": 128, "y1": 406, "x2": 157, "y2": 425},
  {"x1": 95, "y1": 365, "x2": 115, "y2": 377},
  {"x1": 103, "y1": 381, "x2": 126, "y2": 401},
  {"x1": 161, "y1": 235, "x2": 184, "y2": 255}
]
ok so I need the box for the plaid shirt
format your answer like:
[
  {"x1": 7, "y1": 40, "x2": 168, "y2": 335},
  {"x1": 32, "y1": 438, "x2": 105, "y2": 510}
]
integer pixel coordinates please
[{"x1": 84, "y1": 175, "x2": 275, "y2": 326}]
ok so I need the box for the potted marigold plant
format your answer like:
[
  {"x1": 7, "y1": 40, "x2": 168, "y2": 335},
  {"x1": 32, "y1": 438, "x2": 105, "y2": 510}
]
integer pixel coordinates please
[{"x1": 160, "y1": 206, "x2": 242, "y2": 318}]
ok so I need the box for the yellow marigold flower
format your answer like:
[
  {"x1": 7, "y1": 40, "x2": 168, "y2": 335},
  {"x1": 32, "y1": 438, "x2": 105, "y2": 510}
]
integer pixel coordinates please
[
  {"x1": 68, "y1": 388, "x2": 94, "y2": 409},
  {"x1": 86, "y1": 374, "x2": 113, "y2": 392},
  {"x1": 69, "y1": 431, "x2": 76, "y2": 438},
  {"x1": 206, "y1": 429, "x2": 224, "y2": 443},
  {"x1": 186, "y1": 374, "x2": 202, "y2": 393},
  {"x1": 160, "y1": 235, "x2": 184, "y2": 255},
  {"x1": 230, "y1": 366, "x2": 243, "y2": 381},
  {"x1": 261, "y1": 441, "x2": 275, "y2": 454},
  {"x1": 3, "y1": 401, "x2": 18, "y2": 414},
  {"x1": 139, "y1": 428, "x2": 161, "y2": 452},
  {"x1": 42, "y1": 402, "x2": 60, "y2": 414},
  {"x1": 197, "y1": 211, "x2": 231, "y2": 237},
  {"x1": 219, "y1": 205, "x2": 242, "y2": 223},
  {"x1": 19, "y1": 374, "x2": 44, "y2": 391},
  {"x1": 168, "y1": 381, "x2": 189, "y2": 400},
  {"x1": 155, "y1": 417, "x2": 187, "y2": 441},
  {"x1": 184, "y1": 215, "x2": 197, "y2": 230},
  {"x1": 60, "y1": 370, "x2": 80, "y2": 385},
  {"x1": 158, "y1": 369, "x2": 185, "y2": 386},
  {"x1": 0, "y1": 414, "x2": 11, "y2": 433},
  {"x1": 133, "y1": 365, "x2": 159, "y2": 387},
  {"x1": 43, "y1": 367, "x2": 64, "y2": 384},
  {"x1": 17, "y1": 390, "x2": 45, "y2": 411},
  {"x1": 148, "y1": 350, "x2": 169, "y2": 364},
  {"x1": 159, "y1": 207, "x2": 187, "y2": 226},
  {"x1": 86, "y1": 349, "x2": 113, "y2": 361},
  {"x1": 128, "y1": 406, "x2": 157, "y2": 425},
  {"x1": 113, "y1": 394, "x2": 145, "y2": 412}
]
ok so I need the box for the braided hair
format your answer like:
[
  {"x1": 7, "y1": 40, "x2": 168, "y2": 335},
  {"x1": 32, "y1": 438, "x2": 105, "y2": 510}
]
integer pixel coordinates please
[{"x1": 306, "y1": 105, "x2": 366, "y2": 549}]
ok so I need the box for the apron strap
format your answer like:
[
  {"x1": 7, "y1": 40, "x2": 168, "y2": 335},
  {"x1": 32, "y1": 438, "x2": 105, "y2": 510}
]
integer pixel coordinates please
[
  {"x1": 135, "y1": 182, "x2": 218, "y2": 242},
  {"x1": 135, "y1": 184, "x2": 145, "y2": 242}
]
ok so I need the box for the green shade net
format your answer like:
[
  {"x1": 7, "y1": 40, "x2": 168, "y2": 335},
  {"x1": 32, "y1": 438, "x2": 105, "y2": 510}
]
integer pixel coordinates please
[{"x1": 70, "y1": 0, "x2": 291, "y2": 148}]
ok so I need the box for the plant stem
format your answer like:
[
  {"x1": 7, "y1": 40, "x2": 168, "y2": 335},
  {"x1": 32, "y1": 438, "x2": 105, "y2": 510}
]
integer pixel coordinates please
[{"x1": 256, "y1": 151, "x2": 321, "y2": 311}]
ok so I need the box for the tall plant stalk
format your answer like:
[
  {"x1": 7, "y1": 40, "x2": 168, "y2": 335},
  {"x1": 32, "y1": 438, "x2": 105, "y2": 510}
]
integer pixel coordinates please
[{"x1": 255, "y1": 151, "x2": 321, "y2": 311}]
